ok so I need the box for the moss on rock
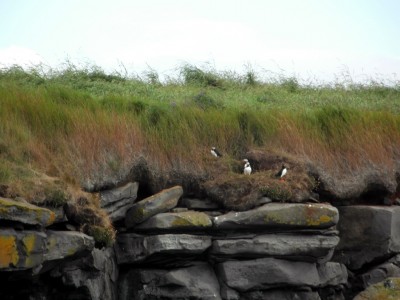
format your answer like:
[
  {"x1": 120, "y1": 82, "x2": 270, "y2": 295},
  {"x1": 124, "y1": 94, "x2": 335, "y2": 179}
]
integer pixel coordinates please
[
  {"x1": 354, "y1": 278, "x2": 400, "y2": 300},
  {"x1": 0, "y1": 197, "x2": 56, "y2": 227},
  {"x1": 171, "y1": 211, "x2": 212, "y2": 228}
]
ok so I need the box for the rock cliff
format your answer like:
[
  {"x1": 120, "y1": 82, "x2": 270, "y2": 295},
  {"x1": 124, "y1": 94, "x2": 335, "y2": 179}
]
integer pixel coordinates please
[{"x1": 1, "y1": 179, "x2": 400, "y2": 299}]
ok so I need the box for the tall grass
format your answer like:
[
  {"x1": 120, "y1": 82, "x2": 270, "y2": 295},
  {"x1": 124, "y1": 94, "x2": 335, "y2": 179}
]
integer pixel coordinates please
[{"x1": 0, "y1": 64, "x2": 399, "y2": 196}]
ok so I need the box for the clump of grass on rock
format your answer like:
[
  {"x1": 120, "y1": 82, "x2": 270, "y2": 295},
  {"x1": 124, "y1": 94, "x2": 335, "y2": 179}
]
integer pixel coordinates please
[
  {"x1": 203, "y1": 149, "x2": 315, "y2": 211},
  {"x1": 64, "y1": 196, "x2": 116, "y2": 247}
]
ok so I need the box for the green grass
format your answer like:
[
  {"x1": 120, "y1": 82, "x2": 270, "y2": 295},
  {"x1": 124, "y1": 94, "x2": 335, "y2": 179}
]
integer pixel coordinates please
[
  {"x1": 0, "y1": 63, "x2": 399, "y2": 196},
  {"x1": 0, "y1": 63, "x2": 398, "y2": 244}
]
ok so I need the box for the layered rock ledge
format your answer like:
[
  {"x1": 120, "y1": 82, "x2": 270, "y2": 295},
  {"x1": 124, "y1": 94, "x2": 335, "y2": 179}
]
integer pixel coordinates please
[{"x1": 2, "y1": 183, "x2": 400, "y2": 300}]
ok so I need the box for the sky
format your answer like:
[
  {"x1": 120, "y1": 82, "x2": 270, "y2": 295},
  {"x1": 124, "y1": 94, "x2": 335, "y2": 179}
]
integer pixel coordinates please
[{"x1": 1, "y1": 0, "x2": 400, "y2": 84}]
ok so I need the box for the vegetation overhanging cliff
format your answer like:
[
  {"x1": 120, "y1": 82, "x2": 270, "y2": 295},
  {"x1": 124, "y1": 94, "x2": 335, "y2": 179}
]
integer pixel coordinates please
[{"x1": 0, "y1": 63, "x2": 399, "y2": 244}]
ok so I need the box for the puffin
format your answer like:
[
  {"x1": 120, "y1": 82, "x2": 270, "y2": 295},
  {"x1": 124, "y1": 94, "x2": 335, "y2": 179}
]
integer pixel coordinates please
[
  {"x1": 243, "y1": 159, "x2": 252, "y2": 175},
  {"x1": 275, "y1": 164, "x2": 287, "y2": 181},
  {"x1": 211, "y1": 147, "x2": 223, "y2": 157}
]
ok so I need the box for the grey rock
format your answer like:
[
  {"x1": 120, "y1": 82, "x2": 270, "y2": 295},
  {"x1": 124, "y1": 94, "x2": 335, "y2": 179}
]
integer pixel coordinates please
[
  {"x1": 318, "y1": 262, "x2": 348, "y2": 286},
  {"x1": 383, "y1": 197, "x2": 392, "y2": 205},
  {"x1": 100, "y1": 182, "x2": 139, "y2": 222},
  {"x1": 171, "y1": 207, "x2": 189, "y2": 213},
  {"x1": 0, "y1": 229, "x2": 47, "y2": 270},
  {"x1": 333, "y1": 205, "x2": 400, "y2": 270},
  {"x1": 0, "y1": 229, "x2": 94, "y2": 271},
  {"x1": 217, "y1": 258, "x2": 347, "y2": 292},
  {"x1": 51, "y1": 247, "x2": 118, "y2": 300},
  {"x1": 115, "y1": 233, "x2": 212, "y2": 264},
  {"x1": 211, "y1": 234, "x2": 340, "y2": 263},
  {"x1": 360, "y1": 254, "x2": 400, "y2": 289},
  {"x1": 318, "y1": 287, "x2": 346, "y2": 300},
  {"x1": 204, "y1": 211, "x2": 223, "y2": 217},
  {"x1": 125, "y1": 185, "x2": 182, "y2": 228},
  {"x1": 0, "y1": 197, "x2": 56, "y2": 227},
  {"x1": 119, "y1": 263, "x2": 221, "y2": 300},
  {"x1": 241, "y1": 289, "x2": 321, "y2": 300},
  {"x1": 256, "y1": 196, "x2": 272, "y2": 205},
  {"x1": 65, "y1": 224, "x2": 78, "y2": 231},
  {"x1": 182, "y1": 198, "x2": 220, "y2": 210},
  {"x1": 45, "y1": 206, "x2": 67, "y2": 223},
  {"x1": 135, "y1": 210, "x2": 212, "y2": 231},
  {"x1": 213, "y1": 203, "x2": 338, "y2": 230},
  {"x1": 220, "y1": 283, "x2": 240, "y2": 300},
  {"x1": 45, "y1": 230, "x2": 95, "y2": 261}
]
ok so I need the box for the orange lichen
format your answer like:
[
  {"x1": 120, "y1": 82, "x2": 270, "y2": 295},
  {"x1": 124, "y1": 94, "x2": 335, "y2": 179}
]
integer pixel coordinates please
[
  {"x1": 22, "y1": 234, "x2": 39, "y2": 268},
  {"x1": 46, "y1": 211, "x2": 56, "y2": 226},
  {"x1": 22, "y1": 234, "x2": 36, "y2": 254},
  {"x1": 0, "y1": 235, "x2": 19, "y2": 268}
]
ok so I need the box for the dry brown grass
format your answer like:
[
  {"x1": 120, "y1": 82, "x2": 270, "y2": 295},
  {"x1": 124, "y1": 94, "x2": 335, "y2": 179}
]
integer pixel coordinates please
[
  {"x1": 1, "y1": 82, "x2": 399, "y2": 210},
  {"x1": 64, "y1": 194, "x2": 116, "y2": 247},
  {"x1": 202, "y1": 152, "x2": 315, "y2": 210}
]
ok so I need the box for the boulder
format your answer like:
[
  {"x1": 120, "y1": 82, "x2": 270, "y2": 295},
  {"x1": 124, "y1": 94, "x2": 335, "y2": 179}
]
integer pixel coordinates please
[
  {"x1": 353, "y1": 277, "x2": 400, "y2": 300},
  {"x1": 333, "y1": 206, "x2": 400, "y2": 270},
  {"x1": 213, "y1": 203, "x2": 338, "y2": 230},
  {"x1": 125, "y1": 186, "x2": 182, "y2": 228},
  {"x1": 217, "y1": 258, "x2": 347, "y2": 292},
  {"x1": 210, "y1": 234, "x2": 339, "y2": 263},
  {"x1": 50, "y1": 247, "x2": 118, "y2": 300},
  {"x1": 100, "y1": 182, "x2": 139, "y2": 222},
  {"x1": 0, "y1": 229, "x2": 46, "y2": 270},
  {"x1": 119, "y1": 263, "x2": 221, "y2": 300},
  {"x1": 45, "y1": 230, "x2": 95, "y2": 261},
  {"x1": 115, "y1": 233, "x2": 211, "y2": 264},
  {"x1": 134, "y1": 210, "x2": 212, "y2": 231},
  {"x1": 0, "y1": 229, "x2": 94, "y2": 271},
  {"x1": 0, "y1": 197, "x2": 56, "y2": 227}
]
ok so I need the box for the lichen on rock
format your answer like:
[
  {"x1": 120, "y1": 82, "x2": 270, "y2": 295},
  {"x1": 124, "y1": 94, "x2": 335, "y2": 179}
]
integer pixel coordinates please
[{"x1": 0, "y1": 197, "x2": 56, "y2": 227}]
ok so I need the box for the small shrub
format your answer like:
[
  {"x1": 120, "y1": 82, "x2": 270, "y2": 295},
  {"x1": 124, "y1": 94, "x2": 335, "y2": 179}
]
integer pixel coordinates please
[
  {"x1": 192, "y1": 91, "x2": 224, "y2": 110},
  {"x1": 281, "y1": 77, "x2": 299, "y2": 93},
  {"x1": 87, "y1": 69, "x2": 125, "y2": 83},
  {"x1": 260, "y1": 184, "x2": 292, "y2": 202},
  {"x1": 143, "y1": 69, "x2": 160, "y2": 85},
  {"x1": 126, "y1": 100, "x2": 148, "y2": 114},
  {"x1": 181, "y1": 65, "x2": 222, "y2": 87},
  {"x1": 0, "y1": 65, "x2": 45, "y2": 86},
  {"x1": 86, "y1": 225, "x2": 116, "y2": 247},
  {"x1": 146, "y1": 105, "x2": 165, "y2": 126},
  {"x1": 245, "y1": 70, "x2": 258, "y2": 86},
  {"x1": 44, "y1": 188, "x2": 70, "y2": 207}
]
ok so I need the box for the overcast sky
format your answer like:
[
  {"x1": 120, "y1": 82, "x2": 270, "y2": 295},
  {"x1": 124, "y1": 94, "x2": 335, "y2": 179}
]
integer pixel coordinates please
[{"x1": 1, "y1": 0, "x2": 399, "y2": 84}]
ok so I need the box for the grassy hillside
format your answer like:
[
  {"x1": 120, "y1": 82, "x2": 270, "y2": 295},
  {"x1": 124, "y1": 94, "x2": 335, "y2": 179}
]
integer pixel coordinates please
[
  {"x1": 1, "y1": 63, "x2": 399, "y2": 245},
  {"x1": 1, "y1": 64, "x2": 399, "y2": 197}
]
